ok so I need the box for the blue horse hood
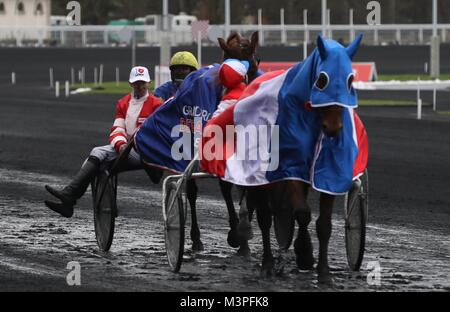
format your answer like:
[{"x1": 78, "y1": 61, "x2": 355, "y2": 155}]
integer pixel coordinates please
[{"x1": 291, "y1": 35, "x2": 363, "y2": 109}]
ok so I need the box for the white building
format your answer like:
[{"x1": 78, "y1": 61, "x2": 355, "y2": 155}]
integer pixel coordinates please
[{"x1": 0, "y1": 0, "x2": 51, "y2": 41}]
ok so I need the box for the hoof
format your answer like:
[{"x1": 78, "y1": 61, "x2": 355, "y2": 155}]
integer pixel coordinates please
[
  {"x1": 317, "y1": 266, "x2": 333, "y2": 286},
  {"x1": 191, "y1": 240, "x2": 204, "y2": 252},
  {"x1": 294, "y1": 236, "x2": 315, "y2": 270},
  {"x1": 237, "y1": 245, "x2": 251, "y2": 259},
  {"x1": 260, "y1": 257, "x2": 275, "y2": 278},
  {"x1": 227, "y1": 229, "x2": 240, "y2": 248},
  {"x1": 237, "y1": 219, "x2": 253, "y2": 241}
]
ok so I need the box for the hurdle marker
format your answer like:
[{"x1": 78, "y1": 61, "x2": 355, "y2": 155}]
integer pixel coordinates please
[
  {"x1": 94, "y1": 67, "x2": 98, "y2": 86},
  {"x1": 99, "y1": 64, "x2": 104, "y2": 85},
  {"x1": 417, "y1": 77, "x2": 422, "y2": 120},
  {"x1": 433, "y1": 84, "x2": 437, "y2": 111},
  {"x1": 81, "y1": 67, "x2": 85, "y2": 85},
  {"x1": 71, "y1": 67, "x2": 75, "y2": 86},
  {"x1": 55, "y1": 81, "x2": 60, "y2": 98},
  {"x1": 65, "y1": 81, "x2": 70, "y2": 98}
]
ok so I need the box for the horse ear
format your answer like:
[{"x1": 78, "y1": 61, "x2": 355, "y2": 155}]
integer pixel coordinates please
[
  {"x1": 250, "y1": 31, "x2": 259, "y2": 54},
  {"x1": 218, "y1": 37, "x2": 231, "y2": 55},
  {"x1": 317, "y1": 35, "x2": 328, "y2": 60},
  {"x1": 346, "y1": 33, "x2": 363, "y2": 60},
  {"x1": 227, "y1": 31, "x2": 239, "y2": 44}
]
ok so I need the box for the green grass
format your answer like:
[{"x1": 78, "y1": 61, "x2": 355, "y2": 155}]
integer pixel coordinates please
[
  {"x1": 71, "y1": 81, "x2": 155, "y2": 94},
  {"x1": 437, "y1": 110, "x2": 450, "y2": 116},
  {"x1": 378, "y1": 74, "x2": 450, "y2": 81},
  {"x1": 358, "y1": 99, "x2": 423, "y2": 106}
]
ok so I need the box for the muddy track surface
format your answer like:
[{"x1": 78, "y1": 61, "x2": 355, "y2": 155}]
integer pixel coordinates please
[{"x1": 0, "y1": 84, "x2": 449, "y2": 292}]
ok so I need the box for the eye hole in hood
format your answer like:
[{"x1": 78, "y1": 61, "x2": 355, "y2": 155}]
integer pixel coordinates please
[{"x1": 315, "y1": 72, "x2": 329, "y2": 91}]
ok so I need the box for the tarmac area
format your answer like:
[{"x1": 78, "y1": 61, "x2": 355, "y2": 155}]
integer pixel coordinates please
[{"x1": 0, "y1": 77, "x2": 449, "y2": 292}]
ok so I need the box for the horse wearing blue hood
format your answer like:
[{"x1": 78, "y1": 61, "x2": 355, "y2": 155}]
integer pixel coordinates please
[{"x1": 243, "y1": 34, "x2": 367, "y2": 284}]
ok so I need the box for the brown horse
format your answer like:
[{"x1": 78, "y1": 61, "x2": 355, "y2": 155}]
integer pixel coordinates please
[
  {"x1": 245, "y1": 34, "x2": 364, "y2": 284},
  {"x1": 186, "y1": 31, "x2": 260, "y2": 253},
  {"x1": 248, "y1": 105, "x2": 344, "y2": 284}
]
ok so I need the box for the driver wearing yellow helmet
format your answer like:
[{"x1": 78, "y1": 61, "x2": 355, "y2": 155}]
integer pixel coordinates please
[{"x1": 154, "y1": 51, "x2": 200, "y2": 102}]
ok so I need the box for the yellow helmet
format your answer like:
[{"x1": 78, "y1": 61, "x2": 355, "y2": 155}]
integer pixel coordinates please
[{"x1": 170, "y1": 51, "x2": 200, "y2": 70}]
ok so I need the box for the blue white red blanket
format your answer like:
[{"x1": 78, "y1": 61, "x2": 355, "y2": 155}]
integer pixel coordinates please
[{"x1": 200, "y1": 37, "x2": 369, "y2": 195}]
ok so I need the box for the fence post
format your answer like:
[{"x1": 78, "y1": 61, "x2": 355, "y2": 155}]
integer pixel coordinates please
[
  {"x1": 303, "y1": 41, "x2": 307, "y2": 60},
  {"x1": 258, "y1": 9, "x2": 264, "y2": 47},
  {"x1": 327, "y1": 9, "x2": 332, "y2": 39},
  {"x1": 116, "y1": 67, "x2": 120, "y2": 86},
  {"x1": 417, "y1": 77, "x2": 422, "y2": 120},
  {"x1": 11, "y1": 72, "x2": 16, "y2": 85},
  {"x1": 197, "y1": 31, "x2": 202, "y2": 68},
  {"x1": 280, "y1": 8, "x2": 287, "y2": 45},
  {"x1": 155, "y1": 66, "x2": 160, "y2": 89},
  {"x1": 349, "y1": 9, "x2": 355, "y2": 42},
  {"x1": 303, "y1": 9, "x2": 309, "y2": 44}
]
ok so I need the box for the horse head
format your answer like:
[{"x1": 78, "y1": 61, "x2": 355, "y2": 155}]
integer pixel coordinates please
[
  {"x1": 217, "y1": 31, "x2": 259, "y2": 83},
  {"x1": 310, "y1": 34, "x2": 363, "y2": 137}
]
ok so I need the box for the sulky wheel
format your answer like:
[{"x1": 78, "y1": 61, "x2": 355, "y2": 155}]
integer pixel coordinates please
[
  {"x1": 92, "y1": 170, "x2": 117, "y2": 252},
  {"x1": 164, "y1": 181, "x2": 185, "y2": 273},
  {"x1": 344, "y1": 170, "x2": 369, "y2": 271}
]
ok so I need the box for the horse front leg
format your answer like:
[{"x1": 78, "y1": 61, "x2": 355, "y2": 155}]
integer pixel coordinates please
[
  {"x1": 290, "y1": 181, "x2": 315, "y2": 270},
  {"x1": 187, "y1": 179, "x2": 204, "y2": 252},
  {"x1": 219, "y1": 180, "x2": 240, "y2": 248},
  {"x1": 316, "y1": 192, "x2": 335, "y2": 284}
]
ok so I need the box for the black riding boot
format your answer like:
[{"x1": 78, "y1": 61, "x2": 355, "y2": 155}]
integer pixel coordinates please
[{"x1": 45, "y1": 156, "x2": 100, "y2": 218}]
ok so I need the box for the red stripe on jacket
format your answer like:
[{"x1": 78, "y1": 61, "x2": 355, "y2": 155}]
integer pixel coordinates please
[{"x1": 109, "y1": 94, "x2": 163, "y2": 153}]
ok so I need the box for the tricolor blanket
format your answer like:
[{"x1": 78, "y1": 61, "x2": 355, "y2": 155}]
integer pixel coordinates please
[{"x1": 200, "y1": 36, "x2": 369, "y2": 195}]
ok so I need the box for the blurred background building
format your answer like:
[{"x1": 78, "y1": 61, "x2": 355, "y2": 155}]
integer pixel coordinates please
[{"x1": 0, "y1": 0, "x2": 51, "y2": 40}]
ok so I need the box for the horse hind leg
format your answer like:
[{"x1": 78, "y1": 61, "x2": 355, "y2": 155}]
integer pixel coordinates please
[
  {"x1": 235, "y1": 187, "x2": 258, "y2": 258},
  {"x1": 252, "y1": 188, "x2": 274, "y2": 277},
  {"x1": 316, "y1": 192, "x2": 335, "y2": 285},
  {"x1": 237, "y1": 187, "x2": 254, "y2": 241},
  {"x1": 219, "y1": 180, "x2": 240, "y2": 248},
  {"x1": 187, "y1": 179, "x2": 204, "y2": 252}
]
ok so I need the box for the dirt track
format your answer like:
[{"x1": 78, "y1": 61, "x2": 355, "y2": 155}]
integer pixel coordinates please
[{"x1": 0, "y1": 83, "x2": 449, "y2": 292}]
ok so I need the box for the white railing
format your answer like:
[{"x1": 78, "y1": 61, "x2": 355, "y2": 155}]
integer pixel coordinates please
[{"x1": 0, "y1": 24, "x2": 449, "y2": 47}]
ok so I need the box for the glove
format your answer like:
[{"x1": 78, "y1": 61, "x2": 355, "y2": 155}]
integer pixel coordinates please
[{"x1": 118, "y1": 143, "x2": 128, "y2": 154}]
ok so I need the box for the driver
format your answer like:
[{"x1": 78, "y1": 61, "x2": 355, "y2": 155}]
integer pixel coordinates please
[
  {"x1": 154, "y1": 51, "x2": 200, "y2": 102},
  {"x1": 44, "y1": 66, "x2": 163, "y2": 218}
]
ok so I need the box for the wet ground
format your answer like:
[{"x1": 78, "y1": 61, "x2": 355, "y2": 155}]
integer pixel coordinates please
[{"x1": 0, "y1": 83, "x2": 449, "y2": 292}]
